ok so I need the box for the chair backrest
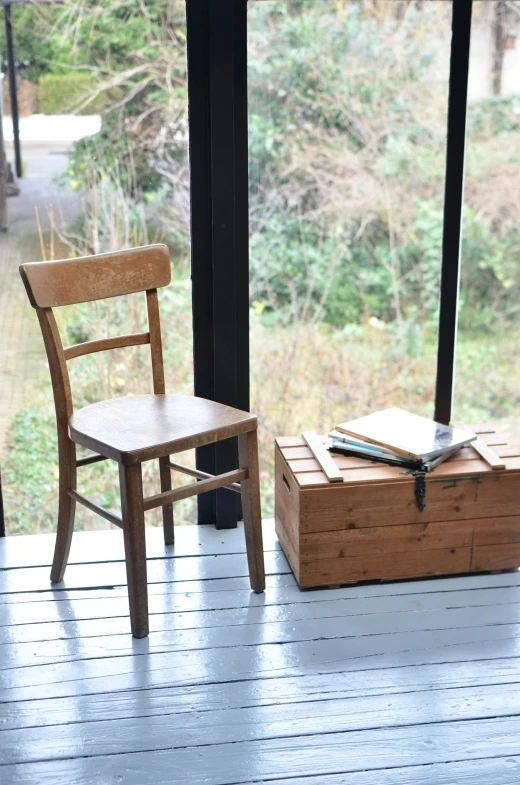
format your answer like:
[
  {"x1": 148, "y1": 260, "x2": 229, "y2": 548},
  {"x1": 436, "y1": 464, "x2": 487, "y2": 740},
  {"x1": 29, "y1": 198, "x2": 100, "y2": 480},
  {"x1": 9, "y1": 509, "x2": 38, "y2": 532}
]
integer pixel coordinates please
[{"x1": 19, "y1": 244, "x2": 172, "y2": 430}]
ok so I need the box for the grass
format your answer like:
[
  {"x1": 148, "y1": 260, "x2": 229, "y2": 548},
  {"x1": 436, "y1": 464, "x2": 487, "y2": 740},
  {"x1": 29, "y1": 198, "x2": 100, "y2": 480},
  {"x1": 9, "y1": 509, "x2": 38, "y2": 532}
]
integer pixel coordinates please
[{"x1": 3, "y1": 278, "x2": 519, "y2": 534}]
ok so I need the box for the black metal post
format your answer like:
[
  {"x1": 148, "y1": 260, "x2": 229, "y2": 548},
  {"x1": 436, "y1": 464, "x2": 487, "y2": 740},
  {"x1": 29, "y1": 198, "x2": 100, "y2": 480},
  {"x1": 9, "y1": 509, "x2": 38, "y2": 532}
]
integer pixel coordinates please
[
  {"x1": 434, "y1": 0, "x2": 472, "y2": 425},
  {"x1": 4, "y1": 3, "x2": 22, "y2": 179},
  {"x1": 186, "y1": 0, "x2": 249, "y2": 528}
]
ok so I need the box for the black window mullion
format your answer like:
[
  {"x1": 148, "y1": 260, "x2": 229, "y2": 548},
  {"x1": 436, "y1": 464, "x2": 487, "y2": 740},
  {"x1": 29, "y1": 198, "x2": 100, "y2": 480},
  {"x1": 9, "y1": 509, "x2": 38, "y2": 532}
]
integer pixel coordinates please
[
  {"x1": 186, "y1": 0, "x2": 249, "y2": 528},
  {"x1": 186, "y1": 0, "x2": 216, "y2": 525},
  {"x1": 434, "y1": 0, "x2": 473, "y2": 424}
]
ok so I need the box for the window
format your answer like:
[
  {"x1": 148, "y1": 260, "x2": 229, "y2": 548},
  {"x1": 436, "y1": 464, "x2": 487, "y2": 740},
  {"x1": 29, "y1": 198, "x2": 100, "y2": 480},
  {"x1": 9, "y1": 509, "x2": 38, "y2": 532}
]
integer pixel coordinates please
[
  {"x1": 248, "y1": 0, "x2": 452, "y2": 514},
  {"x1": 1, "y1": 1, "x2": 193, "y2": 534},
  {"x1": 454, "y1": 1, "x2": 520, "y2": 446}
]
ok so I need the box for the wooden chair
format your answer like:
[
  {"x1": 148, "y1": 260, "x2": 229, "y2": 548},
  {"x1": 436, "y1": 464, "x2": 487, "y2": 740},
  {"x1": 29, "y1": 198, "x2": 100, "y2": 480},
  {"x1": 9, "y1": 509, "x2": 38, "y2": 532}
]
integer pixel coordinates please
[{"x1": 19, "y1": 244, "x2": 265, "y2": 637}]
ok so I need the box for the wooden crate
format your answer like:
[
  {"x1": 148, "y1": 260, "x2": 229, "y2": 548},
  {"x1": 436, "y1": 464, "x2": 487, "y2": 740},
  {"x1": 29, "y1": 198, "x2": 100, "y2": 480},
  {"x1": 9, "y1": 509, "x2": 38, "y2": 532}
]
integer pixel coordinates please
[{"x1": 275, "y1": 426, "x2": 520, "y2": 588}]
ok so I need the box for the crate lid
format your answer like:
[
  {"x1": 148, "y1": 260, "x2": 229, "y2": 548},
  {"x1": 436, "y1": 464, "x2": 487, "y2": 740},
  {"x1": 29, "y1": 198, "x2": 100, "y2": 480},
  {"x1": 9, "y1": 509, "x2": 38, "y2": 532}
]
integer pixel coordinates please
[{"x1": 275, "y1": 425, "x2": 520, "y2": 489}]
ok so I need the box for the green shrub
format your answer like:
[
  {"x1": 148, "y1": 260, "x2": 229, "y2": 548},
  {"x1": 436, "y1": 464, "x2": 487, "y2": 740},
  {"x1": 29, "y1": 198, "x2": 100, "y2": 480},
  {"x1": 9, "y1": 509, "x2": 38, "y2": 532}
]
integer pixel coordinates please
[{"x1": 36, "y1": 73, "x2": 106, "y2": 115}]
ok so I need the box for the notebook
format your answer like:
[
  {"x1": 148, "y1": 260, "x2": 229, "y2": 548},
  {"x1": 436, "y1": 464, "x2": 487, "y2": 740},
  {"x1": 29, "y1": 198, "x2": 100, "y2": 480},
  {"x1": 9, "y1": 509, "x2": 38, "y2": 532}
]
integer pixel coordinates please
[{"x1": 335, "y1": 408, "x2": 476, "y2": 462}]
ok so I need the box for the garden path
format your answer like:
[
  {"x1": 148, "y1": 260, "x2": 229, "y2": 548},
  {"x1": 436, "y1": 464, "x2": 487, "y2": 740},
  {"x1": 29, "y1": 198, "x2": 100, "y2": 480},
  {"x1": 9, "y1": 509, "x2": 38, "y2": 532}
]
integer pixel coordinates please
[{"x1": 0, "y1": 142, "x2": 78, "y2": 457}]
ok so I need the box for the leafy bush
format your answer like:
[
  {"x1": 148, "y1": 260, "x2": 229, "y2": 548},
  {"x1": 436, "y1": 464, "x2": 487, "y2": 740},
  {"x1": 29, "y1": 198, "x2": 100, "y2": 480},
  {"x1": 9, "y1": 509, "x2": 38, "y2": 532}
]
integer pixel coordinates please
[
  {"x1": 0, "y1": 4, "x2": 61, "y2": 81},
  {"x1": 248, "y1": 1, "x2": 520, "y2": 333},
  {"x1": 52, "y1": 0, "x2": 190, "y2": 216},
  {"x1": 467, "y1": 95, "x2": 520, "y2": 137},
  {"x1": 36, "y1": 73, "x2": 106, "y2": 115}
]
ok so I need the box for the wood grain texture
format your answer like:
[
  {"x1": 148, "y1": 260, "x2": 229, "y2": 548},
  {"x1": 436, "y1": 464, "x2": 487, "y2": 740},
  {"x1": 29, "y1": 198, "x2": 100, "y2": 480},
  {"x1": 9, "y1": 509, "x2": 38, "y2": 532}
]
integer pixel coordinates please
[
  {"x1": 472, "y1": 543, "x2": 520, "y2": 572},
  {"x1": 146, "y1": 288, "x2": 166, "y2": 396},
  {"x1": 469, "y1": 438, "x2": 506, "y2": 470},
  {"x1": 119, "y1": 463, "x2": 148, "y2": 638},
  {"x1": 294, "y1": 456, "x2": 520, "y2": 488},
  {"x1": 299, "y1": 547, "x2": 471, "y2": 588},
  {"x1": 69, "y1": 394, "x2": 257, "y2": 464},
  {"x1": 275, "y1": 431, "x2": 520, "y2": 588},
  {"x1": 300, "y1": 516, "x2": 520, "y2": 560},
  {"x1": 158, "y1": 456, "x2": 174, "y2": 545},
  {"x1": 299, "y1": 471, "x2": 520, "y2": 532},
  {"x1": 278, "y1": 427, "x2": 520, "y2": 489},
  {"x1": 301, "y1": 431, "x2": 344, "y2": 482},
  {"x1": 238, "y1": 430, "x2": 266, "y2": 592},
  {"x1": 3, "y1": 587, "x2": 520, "y2": 673},
  {"x1": 19, "y1": 244, "x2": 171, "y2": 308},
  {"x1": 63, "y1": 332, "x2": 150, "y2": 361},
  {"x1": 143, "y1": 468, "x2": 247, "y2": 509},
  {"x1": 299, "y1": 519, "x2": 469, "y2": 559},
  {"x1": 286, "y1": 444, "x2": 519, "y2": 474},
  {"x1": 168, "y1": 460, "x2": 241, "y2": 491},
  {"x1": 75, "y1": 453, "x2": 108, "y2": 468},
  {"x1": 278, "y1": 428, "x2": 514, "y2": 450},
  {"x1": 452, "y1": 421, "x2": 507, "y2": 470},
  {"x1": 68, "y1": 489, "x2": 123, "y2": 529},
  {"x1": 279, "y1": 437, "x2": 515, "y2": 456},
  {"x1": 274, "y1": 447, "x2": 300, "y2": 569},
  {"x1": 36, "y1": 309, "x2": 77, "y2": 583}
]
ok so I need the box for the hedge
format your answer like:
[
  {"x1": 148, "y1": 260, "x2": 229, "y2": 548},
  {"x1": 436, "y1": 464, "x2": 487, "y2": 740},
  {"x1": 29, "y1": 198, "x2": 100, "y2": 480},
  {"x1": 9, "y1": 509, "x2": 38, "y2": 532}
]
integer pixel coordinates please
[{"x1": 36, "y1": 73, "x2": 105, "y2": 115}]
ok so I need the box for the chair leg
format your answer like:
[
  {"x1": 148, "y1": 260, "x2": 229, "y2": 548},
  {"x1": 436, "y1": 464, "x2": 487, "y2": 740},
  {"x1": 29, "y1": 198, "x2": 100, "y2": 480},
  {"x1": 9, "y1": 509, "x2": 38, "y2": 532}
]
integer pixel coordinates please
[
  {"x1": 119, "y1": 462, "x2": 149, "y2": 638},
  {"x1": 238, "y1": 429, "x2": 265, "y2": 593},
  {"x1": 50, "y1": 439, "x2": 77, "y2": 583},
  {"x1": 159, "y1": 456, "x2": 174, "y2": 545}
]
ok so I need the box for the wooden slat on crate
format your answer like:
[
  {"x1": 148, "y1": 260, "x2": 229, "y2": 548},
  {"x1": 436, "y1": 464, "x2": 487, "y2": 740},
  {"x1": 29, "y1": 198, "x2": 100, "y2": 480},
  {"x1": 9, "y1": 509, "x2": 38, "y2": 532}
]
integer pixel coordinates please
[
  {"x1": 470, "y1": 440, "x2": 506, "y2": 470},
  {"x1": 301, "y1": 431, "x2": 344, "y2": 483},
  {"x1": 281, "y1": 442, "x2": 518, "y2": 466},
  {"x1": 472, "y1": 516, "x2": 520, "y2": 546},
  {"x1": 300, "y1": 520, "x2": 475, "y2": 560},
  {"x1": 298, "y1": 471, "x2": 520, "y2": 533},
  {"x1": 475, "y1": 429, "x2": 509, "y2": 447},
  {"x1": 472, "y1": 543, "x2": 520, "y2": 572},
  {"x1": 287, "y1": 447, "x2": 520, "y2": 478},
  {"x1": 452, "y1": 421, "x2": 506, "y2": 471},
  {"x1": 275, "y1": 436, "x2": 306, "y2": 448},
  {"x1": 299, "y1": 547, "x2": 472, "y2": 588},
  {"x1": 299, "y1": 516, "x2": 520, "y2": 562},
  {"x1": 274, "y1": 450, "x2": 300, "y2": 553},
  {"x1": 282, "y1": 446, "x2": 314, "y2": 460},
  {"x1": 294, "y1": 456, "x2": 520, "y2": 489},
  {"x1": 275, "y1": 521, "x2": 300, "y2": 583}
]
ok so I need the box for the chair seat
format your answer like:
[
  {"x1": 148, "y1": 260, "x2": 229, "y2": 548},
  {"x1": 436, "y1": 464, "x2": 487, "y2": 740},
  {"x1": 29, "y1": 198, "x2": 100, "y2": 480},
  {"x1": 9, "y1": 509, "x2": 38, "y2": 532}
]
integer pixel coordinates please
[{"x1": 69, "y1": 394, "x2": 257, "y2": 464}]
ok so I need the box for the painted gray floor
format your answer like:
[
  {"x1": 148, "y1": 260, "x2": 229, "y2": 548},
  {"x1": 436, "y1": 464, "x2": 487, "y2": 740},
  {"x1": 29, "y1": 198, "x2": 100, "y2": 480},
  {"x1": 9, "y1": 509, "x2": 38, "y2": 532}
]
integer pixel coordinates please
[{"x1": 1, "y1": 520, "x2": 520, "y2": 784}]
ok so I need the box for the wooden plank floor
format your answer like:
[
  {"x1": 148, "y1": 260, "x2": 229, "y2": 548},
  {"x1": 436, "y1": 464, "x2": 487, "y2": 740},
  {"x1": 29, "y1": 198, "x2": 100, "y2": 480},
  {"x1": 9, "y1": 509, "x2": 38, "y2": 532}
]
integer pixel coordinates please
[{"x1": 1, "y1": 521, "x2": 520, "y2": 784}]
